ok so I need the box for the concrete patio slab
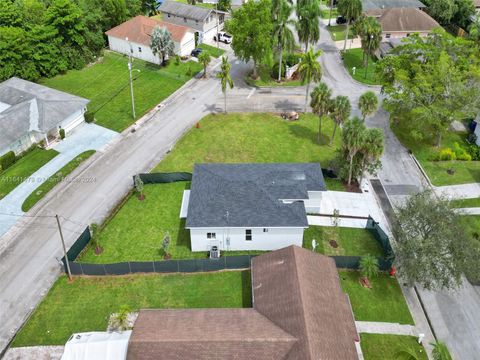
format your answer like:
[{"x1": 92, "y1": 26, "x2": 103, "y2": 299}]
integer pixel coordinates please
[
  {"x1": 355, "y1": 321, "x2": 417, "y2": 336},
  {"x1": 3, "y1": 346, "x2": 64, "y2": 360},
  {"x1": 435, "y1": 183, "x2": 480, "y2": 199}
]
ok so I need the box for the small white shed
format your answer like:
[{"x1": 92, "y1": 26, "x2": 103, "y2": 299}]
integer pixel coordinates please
[{"x1": 61, "y1": 331, "x2": 131, "y2": 360}]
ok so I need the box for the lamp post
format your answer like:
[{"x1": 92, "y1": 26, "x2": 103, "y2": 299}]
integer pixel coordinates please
[
  {"x1": 216, "y1": 2, "x2": 220, "y2": 49},
  {"x1": 126, "y1": 37, "x2": 136, "y2": 120}
]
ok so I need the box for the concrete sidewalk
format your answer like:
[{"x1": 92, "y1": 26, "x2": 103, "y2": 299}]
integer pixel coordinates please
[
  {"x1": 435, "y1": 183, "x2": 480, "y2": 199},
  {"x1": 455, "y1": 207, "x2": 480, "y2": 215},
  {"x1": 355, "y1": 321, "x2": 417, "y2": 336},
  {"x1": 3, "y1": 346, "x2": 64, "y2": 360}
]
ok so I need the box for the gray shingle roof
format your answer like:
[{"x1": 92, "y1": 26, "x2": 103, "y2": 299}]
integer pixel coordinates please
[
  {"x1": 159, "y1": 0, "x2": 213, "y2": 22},
  {"x1": 0, "y1": 77, "x2": 89, "y2": 150},
  {"x1": 186, "y1": 163, "x2": 325, "y2": 228},
  {"x1": 361, "y1": 0, "x2": 426, "y2": 11}
]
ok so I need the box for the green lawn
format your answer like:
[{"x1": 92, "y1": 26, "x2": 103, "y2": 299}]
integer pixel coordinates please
[
  {"x1": 343, "y1": 48, "x2": 380, "y2": 85},
  {"x1": 339, "y1": 271, "x2": 414, "y2": 324},
  {"x1": 199, "y1": 43, "x2": 225, "y2": 58},
  {"x1": 12, "y1": 271, "x2": 251, "y2": 347},
  {"x1": 391, "y1": 121, "x2": 480, "y2": 186},
  {"x1": 461, "y1": 216, "x2": 480, "y2": 284},
  {"x1": 41, "y1": 52, "x2": 202, "y2": 132},
  {"x1": 246, "y1": 65, "x2": 303, "y2": 87},
  {"x1": 321, "y1": 7, "x2": 339, "y2": 19},
  {"x1": 303, "y1": 226, "x2": 384, "y2": 257},
  {"x1": 360, "y1": 334, "x2": 428, "y2": 360},
  {"x1": 22, "y1": 151, "x2": 96, "y2": 212},
  {"x1": 175, "y1": 0, "x2": 215, "y2": 8},
  {"x1": 327, "y1": 25, "x2": 354, "y2": 41},
  {"x1": 0, "y1": 148, "x2": 58, "y2": 200},
  {"x1": 450, "y1": 197, "x2": 480, "y2": 208}
]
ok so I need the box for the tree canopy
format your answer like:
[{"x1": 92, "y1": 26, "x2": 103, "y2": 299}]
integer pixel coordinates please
[{"x1": 376, "y1": 30, "x2": 480, "y2": 146}]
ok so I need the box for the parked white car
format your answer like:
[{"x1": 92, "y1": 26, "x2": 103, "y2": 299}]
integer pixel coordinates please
[{"x1": 213, "y1": 32, "x2": 233, "y2": 44}]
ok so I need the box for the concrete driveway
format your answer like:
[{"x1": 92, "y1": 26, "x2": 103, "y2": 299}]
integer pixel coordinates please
[{"x1": 0, "y1": 123, "x2": 118, "y2": 237}]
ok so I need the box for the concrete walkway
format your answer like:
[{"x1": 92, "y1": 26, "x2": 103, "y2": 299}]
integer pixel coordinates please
[
  {"x1": 0, "y1": 123, "x2": 118, "y2": 237},
  {"x1": 3, "y1": 346, "x2": 64, "y2": 360},
  {"x1": 455, "y1": 207, "x2": 480, "y2": 215},
  {"x1": 434, "y1": 183, "x2": 480, "y2": 199},
  {"x1": 355, "y1": 321, "x2": 417, "y2": 336}
]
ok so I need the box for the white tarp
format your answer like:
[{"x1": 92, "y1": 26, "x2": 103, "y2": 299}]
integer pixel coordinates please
[
  {"x1": 179, "y1": 190, "x2": 190, "y2": 218},
  {"x1": 61, "y1": 331, "x2": 131, "y2": 360}
]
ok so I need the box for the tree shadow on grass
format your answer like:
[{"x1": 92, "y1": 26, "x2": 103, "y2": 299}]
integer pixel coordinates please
[{"x1": 289, "y1": 124, "x2": 331, "y2": 145}]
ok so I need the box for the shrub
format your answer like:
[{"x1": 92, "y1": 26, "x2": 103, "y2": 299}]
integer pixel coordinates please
[
  {"x1": 285, "y1": 53, "x2": 301, "y2": 67},
  {"x1": 0, "y1": 151, "x2": 16, "y2": 171},
  {"x1": 271, "y1": 62, "x2": 286, "y2": 79},
  {"x1": 175, "y1": 55, "x2": 180, "y2": 65},
  {"x1": 359, "y1": 254, "x2": 379, "y2": 280},
  {"x1": 438, "y1": 148, "x2": 456, "y2": 161},
  {"x1": 467, "y1": 132, "x2": 477, "y2": 144},
  {"x1": 186, "y1": 65, "x2": 192, "y2": 76},
  {"x1": 59, "y1": 128, "x2": 65, "y2": 140},
  {"x1": 452, "y1": 142, "x2": 471, "y2": 161},
  {"x1": 466, "y1": 144, "x2": 480, "y2": 160},
  {"x1": 84, "y1": 111, "x2": 95, "y2": 123}
]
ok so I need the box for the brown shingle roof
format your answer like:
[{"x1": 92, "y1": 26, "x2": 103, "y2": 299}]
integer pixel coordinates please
[
  {"x1": 105, "y1": 15, "x2": 192, "y2": 45},
  {"x1": 252, "y1": 246, "x2": 359, "y2": 360},
  {"x1": 366, "y1": 8, "x2": 440, "y2": 32},
  {"x1": 127, "y1": 309, "x2": 297, "y2": 359},
  {"x1": 127, "y1": 246, "x2": 359, "y2": 360}
]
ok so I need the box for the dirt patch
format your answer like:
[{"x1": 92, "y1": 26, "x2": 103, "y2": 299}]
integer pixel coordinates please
[{"x1": 329, "y1": 239, "x2": 339, "y2": 248}]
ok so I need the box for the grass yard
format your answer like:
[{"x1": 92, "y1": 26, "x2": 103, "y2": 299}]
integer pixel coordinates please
[
  {"x1": 303, "y1": 226, "x2": 384, "y2": 257},
  {"x1": 343, "y1": 48, "x2": 380, "y2": 85},
  {"x1": 360, "y1": 334, "x2": 428, "y2": 360},
  {"x1": 450, "y1": 197, "x2": 480, "y2": 208},
  {"x1": 0, "y1": 148, "x2": 58, "y2": 200},
  {"x1": 392, "y1": 121, "x2": 480, "y2": 186},
  {"x1": 12, "y1": 271, "x2": 251, "y2": 347},
  {"x1": 175, "y1": 0, "x2": 215, "y2": 8},
  {"x1": 339, "y1": 270, "x2": 414, "y2": 324},
  {"x1": 199, "y1": 43, "x2": 225, "y2": 58},
  {"x1": 22, "y1": 151, "x2": 95, "y2": 212},
  {"x1": 327, "y1": 25, "x2": 354, "y2": 41},
  {"x1": 460, "y1": 216, "x2": 480, "y2": 285},
  {"x1": 41, "y1": 52, "x2": 202, "y2": 132},
  {"x1": 321, "y1": 7, "x2": 339, "y2": 19}
]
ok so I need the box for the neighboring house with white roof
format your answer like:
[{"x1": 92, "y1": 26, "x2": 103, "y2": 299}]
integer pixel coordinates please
[
  {"x1": 159, "y1": 1, "x2": 226, "y2": 43},
  {"x1": 106, "y1": 15, "x2": 195, "y2": 64},
  {"x1": 180, "y1": 163, "x2": 326, "y2": 252},
  {"x1": 0, "y1": 77, "x2": 89, "y2": 156}
]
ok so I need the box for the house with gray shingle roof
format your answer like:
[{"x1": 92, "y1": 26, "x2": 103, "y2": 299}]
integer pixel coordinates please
[
  {"x1": 181, "y1": 163, "x2": 326, "y2": 252},
  {"x1": 361, "y1": 0, "x2": 426, "y2": 11},
  {"x1": 159, "y1": 0, "x2": 226, "y2": 43},
  {"x1": 0, "y1": 77, "x2": 89, "y2": 156}
]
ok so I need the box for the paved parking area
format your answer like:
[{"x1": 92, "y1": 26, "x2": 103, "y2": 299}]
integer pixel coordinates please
[{"x1": 0, "y1": 123, "x2": 118, "y2": 237}]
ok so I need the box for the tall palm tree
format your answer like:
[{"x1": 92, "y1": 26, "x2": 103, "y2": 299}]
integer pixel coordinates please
[
  {"x1": 358, "y1": 91, "x2": 378, "y2": 120},
  {"x1": 310, "y1": 82, "x2": 332, "y2": 143},
  {"x1": 198, "y1": 51, "x2": 211, "y2": 78},
  {"x1": 217, "y1": 56, "x2": 234, "y2": 113},
  {"x1": 337, "y1": 0, "x2": 362, "y2": 51},
  {"x1": 330, "y1": 95, "x2": 351, "y2": 145},
  {"x1": 296, "y1": 1, "x2": 321, "y2": 50},
  {"x1": 298, "y1": 48, "x2": 322, "y2": 112},
  {"x1": 342, "y1": 117, "x2": 366, "y2": 185},
  {"x1": 359, "y1": 16, "x2": 382, "y2": 78},
  {"x1": 273, "y1": 0, "x2": 296, "y2": 81},
  {"x1": 359, "y1": 127, "x2": 383, "y2": 184}
]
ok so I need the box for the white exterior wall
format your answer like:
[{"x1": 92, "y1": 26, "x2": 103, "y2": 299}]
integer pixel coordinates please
[
  {"x1": 162, "y1": 13, "x2": 224, "y2": 43},
  {"x1": 190, "y1": 227, "x2": 304, "y2": 252},
  {"x1": 304, "y1": 191, "x2": 323, "y2": 213},
  {"x1": 58, "y1": 109, "x2": 85, "y2": 134},
  {"x1": 382, "y1": 31, "x2": 431, "y2": 41}
]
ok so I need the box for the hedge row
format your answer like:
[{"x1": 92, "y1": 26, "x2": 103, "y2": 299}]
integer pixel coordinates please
[{"x1": 0, "y1": 151, "x2": 16, "y2": 171}]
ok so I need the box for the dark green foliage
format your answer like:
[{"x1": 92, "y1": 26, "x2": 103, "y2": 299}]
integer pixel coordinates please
[
  {"x1": 84, "y1": 111, "x2": 95, "y2": 123},
  {"x1": 0, "y1": 151, "x2": 16, "y2": 171},
  {"x1": 217, "y1": 0, "x2": 232, "y2": 11},
  {"x1": 59, "y1": 128, "x2": 65, "y2": 140}
]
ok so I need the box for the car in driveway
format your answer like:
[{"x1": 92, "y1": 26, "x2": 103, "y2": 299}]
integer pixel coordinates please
[
  {"x1": 191, "y1": 48, "x2": 203, "y2": 57},
  {"x1": 213, "y1": 32, "x2": 233, "y2": 44}
]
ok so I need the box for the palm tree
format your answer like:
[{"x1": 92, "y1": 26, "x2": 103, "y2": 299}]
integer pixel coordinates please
[
  {"x1": 296, "y1": 1, "x2": 321, "y2": 50},
  {"x1": 337, "y1": 0, "x2": 362, "y2": 51},
  {"x1": 217, "y1": 56, "x2": 234, "y2": 113},
  {"x1": 297, "y1": 48, "x2": 322, "y2": 112},
  {"x1": 358, "y1": 91, "x2": 378, "y2": 120},
  {"x1": 431, "y1": 341, "x2": 452, "y2": 360},
  {"x1": 330, "y1": 95, "x2": 351, "y2": 145},
  {"x1": 150, "y1": 26, "x2": 175, "y2": 65},
  {"x1": 273, "y1": 0, "x2": 296, "y2": 81},
  {"x1": 359, "y1": 254, "x2": 379, "y2": 281},
  {"x1": 310, "y1": 82, "x2": 332, "y2": 143},
  {"x1": 342, "y1": 117, "x2": 366, "y2": 185},
  {"x1": 198, "y1": 51, "x2": 211, "y2": 78},
  {"x1": 359, "y1": 127, "x2": 383, "y2": 184},
  {"x1": 359, "y1": 16, "x2": 382, "y2": 78}
]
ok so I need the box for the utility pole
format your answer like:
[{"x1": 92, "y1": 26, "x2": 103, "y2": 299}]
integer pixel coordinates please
[
  {"x1": 216, "y1": 2, "x2": 220, "y2": 49},
  {"x1": 56, "y1": 215, "x2": 72, "y2": 281},
  {"x1": 328, "y1": 0, "x2": 333, "y2": 26},
  {"x1": 126, "y1": 37, "x2": 136, "y2": 120}
]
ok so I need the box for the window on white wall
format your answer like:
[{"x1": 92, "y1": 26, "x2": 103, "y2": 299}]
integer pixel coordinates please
[
  {"x1": 138, "y1": 47, "x2": 142, "y2": 52},
  {"x1": 263, "y1": 228, "x2": 268, "y2": 233},
  {"x1": 245, "y1": 229, "x2": 252, "y2": 241},
  {"x1": 386, "y1": 33, "x2": 391, "y2": 38},
  {"x1": 207, "y1": 232, "x2": 216, "y2": 239}
]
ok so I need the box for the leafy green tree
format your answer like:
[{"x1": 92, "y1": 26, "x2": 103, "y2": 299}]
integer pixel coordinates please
[
  {"x1": 296, "y1": 0, "x2": 321, "y2": 50},
  {"x1": 0, "y1": 0, "x2": 24, "y2": 27},
  {"x1": 151, "y1": 26, "x2": 175, "y2": 65},
  {"x1": 376, "y1": 30, "x2": 480, "y2": 147},
  {"x1": 337, "y1": 0, "x2": 362, "y2": 51},
  {"x1": 468, "y1": 16, "x2": 480, "y2": 42},
  {"x1": 45, "y1": 0, "x2": 86, "y2": 49},
  {"x1": 452, "y1": 0, "x2": 475, "y2": 29},
  {"x1": 217, "y1": 56, "x2": 234, "y2": 113},
  {"x1": 392, "y1": 190, "x2": 472, "y2": 290},
  {"x1": 330, "y1": 95, "x2": 351, "y2": 145},
  {"x1": 424, "y1": 0, "x2": 456, "y2": 24},
  {"x1": 226, "y1": 0, "x2": 273, "y2": 78},
  {"x1": 187, "y1": 0, "x2": 197, "y2": 5},
  {"x1": 358, "y1": 127, "x2": 383, "y2": 184},
  {"x1": 359, "y1": 254, "x2": 379, "y2": 281},
  {"x1": 273, "y1": 0, "x2": 296, "y2": 81},
  {"x1": 358, "y1": 91, "x2": 378, "y2": 120},
  {"x1": 126, "y1": 0, "x2": 142, "y2": 17},
  {"x1": 431, "y1": 341, "x2": 453, "y2": 360},
  {"x1": 218, "y1": 0, "x2": 232, "y2": 12},
  {"x1": 357, "y1": 16, "x2": 382, "y2": 78},
  {"x1": 342, "y1": 117, "x2": 366, "y2": 185},
  {"x1": 141, "y1": 0, "x2": 159, "y2": 15},
  {"x1": 198, "y1": 51, "x2": 211, "y2": 78},
  {"x1": 310, "y1": 82, "x2": 332, "y2": 143},
  {"x1": 298, "y1": 48, "x2": 322, "y2": 112}
]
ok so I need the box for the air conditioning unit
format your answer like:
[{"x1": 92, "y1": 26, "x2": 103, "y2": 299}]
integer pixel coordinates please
[{"x1": 210, "y1": 246, "x2": 220, "y2": 259}]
